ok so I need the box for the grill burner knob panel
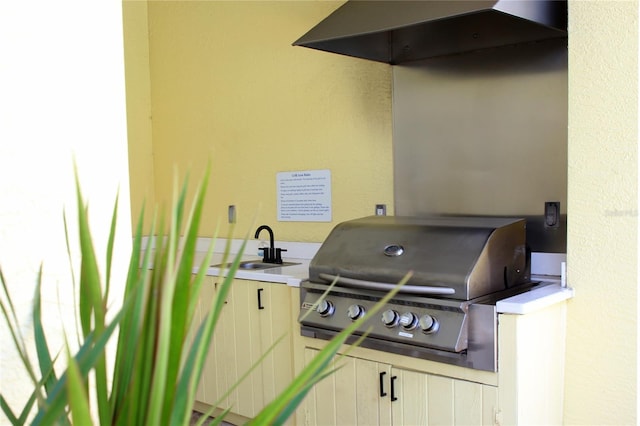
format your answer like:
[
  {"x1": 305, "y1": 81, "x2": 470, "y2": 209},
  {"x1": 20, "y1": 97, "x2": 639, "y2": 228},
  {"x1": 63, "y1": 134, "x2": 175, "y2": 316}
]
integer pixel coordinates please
[
  {"x1": 382, "y1": 309, "x2": 399, "y2": 328},
  {"x1": 347, "y1": 304, "x2": 365, "y2": 320},
  {"x1": 419, "y1": 314, "x2": 439, "y2": 334},
  {"x1": 399, "y1": 312, "x2": 418, "y2": 330},
  {"x1": 317, "y1": 300, "x2": 335, "y2": 317}
]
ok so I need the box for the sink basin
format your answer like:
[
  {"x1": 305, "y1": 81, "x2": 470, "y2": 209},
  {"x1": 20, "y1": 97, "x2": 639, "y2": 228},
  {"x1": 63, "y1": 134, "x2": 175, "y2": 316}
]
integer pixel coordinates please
[{"x1": 211, "y1": 260, "x2": 301, "y2": 270}]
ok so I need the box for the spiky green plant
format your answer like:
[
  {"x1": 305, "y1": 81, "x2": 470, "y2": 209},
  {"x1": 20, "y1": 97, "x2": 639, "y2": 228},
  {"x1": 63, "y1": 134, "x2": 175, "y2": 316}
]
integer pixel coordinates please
[{"x1": 0, "y1": 167, "x2": 408, "y2": 425}]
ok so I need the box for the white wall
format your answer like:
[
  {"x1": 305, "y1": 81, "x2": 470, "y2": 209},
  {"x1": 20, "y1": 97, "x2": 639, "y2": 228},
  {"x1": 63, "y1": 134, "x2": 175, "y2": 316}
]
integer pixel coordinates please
[
  {"x1": 566, "y1": 1, "x2": 638, "y2": 424},
  {"x1": 0, "y1": 1, "x2": 132, "y2": 421}
]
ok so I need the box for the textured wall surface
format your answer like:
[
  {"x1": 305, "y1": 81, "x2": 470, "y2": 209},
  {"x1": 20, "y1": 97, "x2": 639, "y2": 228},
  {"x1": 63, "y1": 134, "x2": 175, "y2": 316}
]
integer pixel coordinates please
[
  {"x1": 138, "y1": 1, "x2": 393, "y2": 242},
  {"x1": 566, "y1": 1, "x2": 638, "y2": 424},
  {"x1": 0, "y1": 1, "x2": 132, "y2": 421},
  {"x1": 123, "y1": 1, "x2": 156, "y2": 231},
  {"x1": 123, "y1": 1, "x2": 639, "y2": 424}
]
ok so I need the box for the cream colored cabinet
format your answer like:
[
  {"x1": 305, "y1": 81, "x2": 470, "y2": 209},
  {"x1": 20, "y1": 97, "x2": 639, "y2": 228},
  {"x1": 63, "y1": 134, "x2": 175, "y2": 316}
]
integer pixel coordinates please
[
  {"x1": 295, "y1": 299, "x2": 569, "y2": 426},
  {"x1": 300, "y1": 348, "x2": 498, "y2": 426},
  {"x1": 391, "y1": 370, "x2": 497, "y2": 425},
  {"x1": 195, "y1": 276, "x2": 293, "y2": 420},
  {"x1": 198, "y1": 276, "x2": 231, "y2": 410}
]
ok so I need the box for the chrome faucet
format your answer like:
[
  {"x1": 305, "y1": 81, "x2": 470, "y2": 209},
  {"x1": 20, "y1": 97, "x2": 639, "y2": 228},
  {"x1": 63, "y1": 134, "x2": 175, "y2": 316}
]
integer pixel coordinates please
[{"x1": 255, "y1": 225, "x2": 286, "y2": 263}]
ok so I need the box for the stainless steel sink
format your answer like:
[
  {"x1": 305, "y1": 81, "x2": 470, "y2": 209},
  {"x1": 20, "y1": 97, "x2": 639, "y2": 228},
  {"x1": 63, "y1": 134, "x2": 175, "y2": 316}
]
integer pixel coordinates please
[{"x1": 211, "y1": 260, "x2": 301, "y2": 270}]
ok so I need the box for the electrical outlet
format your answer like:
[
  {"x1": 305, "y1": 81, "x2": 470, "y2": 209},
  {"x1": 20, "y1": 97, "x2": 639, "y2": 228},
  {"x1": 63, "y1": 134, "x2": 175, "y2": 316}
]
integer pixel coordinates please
[
  {"x1": 228, "y1": 205, "x2": 236, "y2": 223},
  {"x1": 544, "y1": 201, "x2": 560, "y2": 228},
  {"x1": 375, "y1": 204, "x2": 387, "y2": 216}
]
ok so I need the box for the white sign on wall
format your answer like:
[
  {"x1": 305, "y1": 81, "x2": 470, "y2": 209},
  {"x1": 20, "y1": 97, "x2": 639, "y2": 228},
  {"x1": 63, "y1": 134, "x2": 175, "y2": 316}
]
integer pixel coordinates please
[{"x1": 277, "y1": 169, "x2": 332, "y2": 222}]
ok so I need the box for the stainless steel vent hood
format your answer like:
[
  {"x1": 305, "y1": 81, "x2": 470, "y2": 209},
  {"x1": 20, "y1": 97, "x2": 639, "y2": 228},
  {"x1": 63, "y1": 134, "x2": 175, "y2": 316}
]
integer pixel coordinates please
[{"x1": 293, "y1": 0, "x2": 567, "y2": 64}]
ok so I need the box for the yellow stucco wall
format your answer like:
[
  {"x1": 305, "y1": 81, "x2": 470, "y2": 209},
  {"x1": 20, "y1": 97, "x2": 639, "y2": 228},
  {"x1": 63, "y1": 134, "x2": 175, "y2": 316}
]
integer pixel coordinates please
[
  {"x1": 566, "y1": 1, "x2": 637, "y2": 424},
  {"x1": 127, "y1": 0, "x2": 393, "y2": 242},
  {"x1": 124, "y1": 1, "x2": 639, "y2": 424},
  {"x1": 123, "y1": 1, "x2": 156, "y2": 231}
]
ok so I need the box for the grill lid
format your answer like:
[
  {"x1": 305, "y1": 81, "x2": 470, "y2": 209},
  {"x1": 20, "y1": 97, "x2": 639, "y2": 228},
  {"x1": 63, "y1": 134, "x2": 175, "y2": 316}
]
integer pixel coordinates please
[{"x1": 309, "y1": 215, "x2": 528, "y2": 300}]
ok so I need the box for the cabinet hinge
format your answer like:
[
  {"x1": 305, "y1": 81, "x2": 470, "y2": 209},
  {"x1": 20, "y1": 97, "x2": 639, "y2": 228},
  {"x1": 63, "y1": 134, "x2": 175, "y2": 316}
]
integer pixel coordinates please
[{"x1": 494, "y1": 408, "x2": 503, "y2": 426}]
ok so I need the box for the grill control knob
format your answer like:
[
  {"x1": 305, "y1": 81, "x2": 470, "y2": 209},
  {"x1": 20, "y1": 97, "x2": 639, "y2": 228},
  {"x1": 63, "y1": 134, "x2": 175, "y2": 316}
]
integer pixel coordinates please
[
  {"x1": 419, "y1": 314, "x2": 439, "y2": 334},
  {"x1": 399, "y1": 312, "x2": 418, "y2": 330},
  {"x1": 317, "y1": 300, "x2": 335, "y2": 317},
  {"x1": 381, "y1": 309, "x2": 399, "y2": 328},
  {"x1": 347, "y1": 304, "x2": 365, "y2": 321}
]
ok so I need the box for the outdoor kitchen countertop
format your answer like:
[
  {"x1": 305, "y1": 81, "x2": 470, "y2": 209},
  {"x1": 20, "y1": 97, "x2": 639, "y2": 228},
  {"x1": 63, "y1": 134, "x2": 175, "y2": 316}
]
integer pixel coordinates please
[
  {"x1": 184, "y1": 238, "x2": 574, "y2": 310},
  {"x1": 186, "y1": 238, "x2": 317, "y2": 287},
  {"x1": 192, "y1": 251, "x2": 310, "y2": 287},
  {"x1": 497, "y1": 278, "x2": 574, "y2": 315}
]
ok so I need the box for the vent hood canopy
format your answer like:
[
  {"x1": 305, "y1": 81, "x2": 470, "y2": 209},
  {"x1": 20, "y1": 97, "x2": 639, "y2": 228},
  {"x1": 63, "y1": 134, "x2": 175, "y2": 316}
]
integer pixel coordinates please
[{"x1": 293, "y1": 0, "x2": 567, "y2": 64}]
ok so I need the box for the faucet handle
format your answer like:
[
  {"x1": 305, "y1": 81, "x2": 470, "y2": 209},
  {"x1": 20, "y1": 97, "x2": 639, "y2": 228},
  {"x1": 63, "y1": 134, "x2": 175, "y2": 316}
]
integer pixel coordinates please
[
  {"x1": 259, "y1": 247, "x2": 271, "y2": 263},
  {"x1": 275, "y1": 248, "x2": 287, "y2": 264}
]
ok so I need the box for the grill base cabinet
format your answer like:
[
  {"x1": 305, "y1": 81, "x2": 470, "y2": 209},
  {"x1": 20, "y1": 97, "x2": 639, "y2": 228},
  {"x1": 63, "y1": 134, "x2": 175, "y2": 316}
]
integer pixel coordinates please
[
  {"x1": 192, "y1": 277, "x2": 294, "y2": 424},
  {"x1": 295, "y1": 289, "x2": 568, "y2": 426},
  {"x1": 192, "y1": 281, "x2": 567, "y2": 425},
  {"x1": 301, "y1": 349, "x2": 498, "y2": 425}
]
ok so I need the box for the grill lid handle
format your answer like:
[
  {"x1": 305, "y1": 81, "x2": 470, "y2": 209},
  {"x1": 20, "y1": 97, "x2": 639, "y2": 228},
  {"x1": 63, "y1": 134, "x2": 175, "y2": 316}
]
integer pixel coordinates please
[{"x1": 318, "y1": 273, "x2": 455, "y2": 296}]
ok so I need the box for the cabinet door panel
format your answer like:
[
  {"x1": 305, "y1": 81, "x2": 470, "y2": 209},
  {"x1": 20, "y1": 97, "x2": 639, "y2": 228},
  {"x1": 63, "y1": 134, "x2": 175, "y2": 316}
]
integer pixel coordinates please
[
  {"x1": 300, "y1": 349, "x2": 394, "y2": 426},
  {"x1": 454, "y1": 379, "x2": 483, "y2": 425},
  {"x1": 391, "y1": 369, "x2": 428, "y2": 426},
  {"x1": 308, "y1": 349, "x2": 340, "y2": 425},
  {"x1": 334, "y1": 356, "x2": 358, "y2": 425},
  {"x1": 481, "y1": 384, "x2": 498, "y2": 426},
  {"x1": 190, "y1": 282, "x2": 205, "y2": 403},
  {"x1": 301, "y1": 348, "x2": 322, "y2": 425},
  {"x1": 355, "y1": 359, "x2": 391, "y2": 425},
  {"x1": 428, "y1": 375, "x2": 454, "y2": 425},
  {"x1": 259, "y1": 283, "x2": 293, "y2": 406},
  {"x1": 228, "y1": 280, "x2": 264, "y2": 418},
  {"x1": 201, "y1": 278, "x2": 228, "y2": 407},
  {"x1": 196, "y1": 278, "x2": 295, "y2": 420}
]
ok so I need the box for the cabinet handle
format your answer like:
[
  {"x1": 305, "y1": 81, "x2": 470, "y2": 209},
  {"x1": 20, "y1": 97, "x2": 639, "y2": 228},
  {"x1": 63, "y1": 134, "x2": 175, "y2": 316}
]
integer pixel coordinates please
[
  {"x1": 257, "y1": 288, "x2": 264, "y2": 310},
  {"x1": 379, "y1": 371, "x2": 387, "y2": 397},
  {"x1": 390, "y1": 375, "x2": 398, "y2": 402}
]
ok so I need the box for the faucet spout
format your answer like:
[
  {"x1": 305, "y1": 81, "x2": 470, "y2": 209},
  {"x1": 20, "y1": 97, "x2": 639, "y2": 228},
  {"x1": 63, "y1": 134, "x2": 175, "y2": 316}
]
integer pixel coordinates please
[{"x1": 255, "y1": 225, "x2": 275, "y2": 262}]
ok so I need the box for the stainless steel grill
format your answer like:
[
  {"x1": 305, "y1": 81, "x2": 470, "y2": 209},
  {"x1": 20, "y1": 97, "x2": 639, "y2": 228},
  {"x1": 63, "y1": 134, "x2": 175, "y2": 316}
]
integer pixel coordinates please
[{"x1": 299, "y1": 215, "x2": 536, "y2": 371}]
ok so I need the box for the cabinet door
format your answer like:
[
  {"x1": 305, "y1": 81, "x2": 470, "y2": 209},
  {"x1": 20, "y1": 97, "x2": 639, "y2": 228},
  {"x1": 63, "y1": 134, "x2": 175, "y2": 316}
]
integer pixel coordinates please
[
  {"x1": 188, "y1": 279, "x2": 206, "y2": 403},
  {"x1": 198, "y1": 279, "x2": 294, "y2": 420},
  {"x1": 300, "y1": 349, "x2": 392, "y2": 426},
  {"x1": 300, "y1": 350, "x2": 499, "y2": 426},
  {"x1": 224, "y1": 279, "x2": 264, "y2": 419},
  {"x1": 391, "y1": 368, "x2": 498, "y2": 426},
  {"x1": 200, "y1": 277, "x2": 230, "y2": 408},
  {"x1": 389, "y1": 368, "x2": 428, "y2": 425},
  {"x1": 258, "y1": 282, "x2": 293, "y2": 408}
]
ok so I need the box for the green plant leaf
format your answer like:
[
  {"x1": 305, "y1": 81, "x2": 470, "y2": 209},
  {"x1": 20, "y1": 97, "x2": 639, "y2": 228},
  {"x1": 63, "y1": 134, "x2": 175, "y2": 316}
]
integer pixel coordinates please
[
  {"x1": 65, "y1": 347, "x2": 93, "y2": 426},
  {"x1": 145, "y1": 172, "x2": 190, "y2": 426},
  {"x1": 32, "y1": 266, "x2": 58, "y2": 396},
  {"x1": 104, "y1": 191, "x2": 119, "y2": 303},
  {"x1": 205, "y1": 407, "x2": 232, "y2": 426},
  {"x1": 109, "y1": 205, "x2": 148, "y2": 420},
  {"x1": 250, "y1": 272, "x2": 412, "y2": 424},
  {"x1": 0, "y1": 394, "x2": 19, "y2": 425},
  {"x1": 163, "y1": 166, "x2": 212, "y2": 423},
  {"x1": 134, "y1": 214, "x2": 165, "y2": 426},
  {"x1": 168, "y1": 242, "x2": 219, "y2": 426},
  {"x1": 3, "y1": 166, "x2": 413, "y2": 426},
  {"x1": 170, "y1": 238, "x2": 245, "y2": 426},
  {"x1": 0, "y1": 268, "x2": 46, "y2": 406},
  {"x1": 62, "y1": 211, "x2": 81, "y2": 347},
  {"x1": 32, "y1": 305, "x2": 125, "y2": 426},
  {"x1": 73, "y1": 169, "x2": 110, "y2": 425}
]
